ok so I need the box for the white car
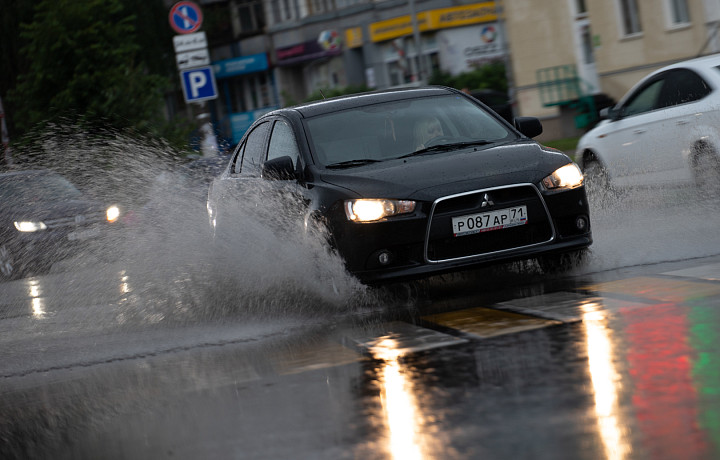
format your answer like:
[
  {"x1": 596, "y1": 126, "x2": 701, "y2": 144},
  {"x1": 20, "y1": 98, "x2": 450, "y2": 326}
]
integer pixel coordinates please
[{"x1": 576, "y1": 53, "x2": 720, "y2": 190}]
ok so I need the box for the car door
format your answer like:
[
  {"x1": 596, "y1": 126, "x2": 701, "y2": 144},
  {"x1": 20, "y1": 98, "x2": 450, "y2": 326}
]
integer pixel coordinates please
[
  {"x1": 263, "y1": 118, "x2": 305, "y2": 208},
  {"x1": 597, "y1": 74, "x2": 670, "y2": 185},
  {"x1": 210, "y1": 120, "x2": 271, "y2": 235},
  {"x1": 651, "y1": 68, "x2": 713, "y2": 183}
]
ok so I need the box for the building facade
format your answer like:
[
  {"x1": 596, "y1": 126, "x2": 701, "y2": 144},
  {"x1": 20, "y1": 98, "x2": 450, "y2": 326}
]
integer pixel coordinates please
[
  {"x1": 503, "y1": 0, "x2": 720, "y2": 139},
  {"x1": 188, "y1": 0, "x2": 720, "y2": 143}
]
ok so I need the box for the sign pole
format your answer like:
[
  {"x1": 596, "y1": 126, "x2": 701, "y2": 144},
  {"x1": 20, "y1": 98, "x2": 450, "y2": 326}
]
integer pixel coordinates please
[{"x1": 169, "y1": 1, "x2": 219, "y2": 157}]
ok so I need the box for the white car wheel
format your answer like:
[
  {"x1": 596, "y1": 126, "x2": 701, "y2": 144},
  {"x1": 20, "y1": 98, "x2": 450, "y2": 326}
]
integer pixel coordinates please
[{"x1": 692, "y1": 145, "x2": 720, "y2": 192}]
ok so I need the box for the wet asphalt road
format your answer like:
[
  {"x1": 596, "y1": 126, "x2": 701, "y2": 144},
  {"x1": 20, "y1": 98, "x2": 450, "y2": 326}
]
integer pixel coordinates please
[{"x1": 2, "y1": 251, "x2": 720, "y2": 460}]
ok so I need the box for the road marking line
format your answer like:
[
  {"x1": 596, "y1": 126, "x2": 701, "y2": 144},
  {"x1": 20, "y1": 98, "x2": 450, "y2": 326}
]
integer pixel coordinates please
[
  {"x1": 344, "y1": 321, "x2": 468, "y2": 357},
  {"x1": 586, "y1": 277, "x2": 720, "y2": 303},
  {"x1": 422, "y1": 307, "x2": 561, "y2": 339},
  {"x1": 662, "y1": 263, "x2": 720, "y2": 282}
]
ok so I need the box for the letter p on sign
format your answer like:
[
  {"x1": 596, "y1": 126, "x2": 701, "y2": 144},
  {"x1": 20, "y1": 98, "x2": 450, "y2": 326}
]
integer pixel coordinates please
[{"x1": 180, "y1": 66, "x2": 217, "y2": 103}]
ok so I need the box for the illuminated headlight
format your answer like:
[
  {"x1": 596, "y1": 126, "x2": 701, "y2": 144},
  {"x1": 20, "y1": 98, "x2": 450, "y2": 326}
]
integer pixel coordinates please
[
  {"x1": 344, "y1": 199, "x2": 416, "y2": 222},
  {"x1": 106, "y1": 205, "x2": 120, "y2": 223},
  {"x1": 542, "y1": 163, "x2": 584, "y2": 190},
  {"x1": 14, "y1": 221, "x2": 47, "y2": 232}
]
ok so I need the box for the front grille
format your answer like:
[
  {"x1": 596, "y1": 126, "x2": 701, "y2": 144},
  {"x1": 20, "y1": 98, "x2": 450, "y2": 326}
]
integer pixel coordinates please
[
  {"x1": 425, "y1": 184, "x2": 555, "y2": 263},
  {"x1": 44, "y1": 211, "x2": 105, "y2": 229}
]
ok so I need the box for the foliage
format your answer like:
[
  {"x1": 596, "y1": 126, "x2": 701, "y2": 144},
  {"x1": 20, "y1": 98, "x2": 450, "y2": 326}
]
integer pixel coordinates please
[
  {"x1": 304, "y1": 85, "x2": 371, "y2": 103},
  {"x1": 8, "y1": 0, "x2": 172, "y2": 139},
  {"x1": 429, "y1": 61, "x2": 508, "y2": 94}
]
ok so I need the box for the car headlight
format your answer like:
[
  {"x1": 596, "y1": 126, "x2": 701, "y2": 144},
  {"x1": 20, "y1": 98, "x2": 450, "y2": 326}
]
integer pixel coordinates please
[
  {"x1": 344, "y1": 199, "x2": 416, "y2": 222},
  {"x1": 106, "y1": 205, "x2": 120, "y2": 223},
  {"x1": 14, "y1": 221, "x2": 47, "y2": 232},
  {"x1": 542, "y1": 163, "x2": 584, "y2": 190}
]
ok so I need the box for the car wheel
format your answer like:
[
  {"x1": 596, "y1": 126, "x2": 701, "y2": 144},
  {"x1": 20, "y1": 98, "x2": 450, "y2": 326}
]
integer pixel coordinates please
[
  {"x1": 0, "y1": 243, "x2": 21, "y2": 281},
  {"x1": 691, "y1": 144, "x2": 720, "y2": 192},
  {"x1": 537, "y1": 249, "x2": 588, "y2": 274}
]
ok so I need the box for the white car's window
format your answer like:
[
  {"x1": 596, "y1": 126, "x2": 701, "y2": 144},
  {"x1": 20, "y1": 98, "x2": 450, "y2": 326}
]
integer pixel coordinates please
[
  {"x1": 267, "y1": 120, "x2": 299, "y2": 169},
  {"x1": 305, "y1": 95, "x2": 514, "y2": 167},
  {"x1": 622, "y1": 79, "x2": 664, "y2": 117},
  {"x1": 661, "y1": 69, "x2": 711, "y2": 106}
]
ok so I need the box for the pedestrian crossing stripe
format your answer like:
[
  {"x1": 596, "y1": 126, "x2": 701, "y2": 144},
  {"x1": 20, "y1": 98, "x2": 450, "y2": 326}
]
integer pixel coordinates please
[{"x1": 422, "y1": 307, "x2": 562, "y2": 339}]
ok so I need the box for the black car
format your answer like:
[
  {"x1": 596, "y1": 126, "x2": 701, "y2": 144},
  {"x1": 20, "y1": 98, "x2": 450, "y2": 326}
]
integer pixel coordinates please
[
  {"x1": 0, "y1": 170, "x2": 121, "y2": 280},
  {"x1": 207, "y1": 86, "x2": 592, "y2": 284}
]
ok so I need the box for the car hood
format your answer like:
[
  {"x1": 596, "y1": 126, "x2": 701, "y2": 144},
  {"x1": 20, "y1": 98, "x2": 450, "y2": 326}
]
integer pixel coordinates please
[{"x1": 317, "y1": 141, "x2": 571, "y2": 201}]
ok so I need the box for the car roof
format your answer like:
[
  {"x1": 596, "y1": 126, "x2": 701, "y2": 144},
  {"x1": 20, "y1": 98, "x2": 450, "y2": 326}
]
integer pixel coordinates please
[
  {"x1": 654, "y1": 52, "x2": 720, "y2": 74},
  {"x1": 277, "y1": 86, "x2": 460, "y2": 118}
]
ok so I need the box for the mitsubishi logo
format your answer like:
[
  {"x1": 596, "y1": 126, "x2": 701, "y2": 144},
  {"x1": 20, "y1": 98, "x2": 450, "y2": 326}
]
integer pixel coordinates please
[{"x1": 481, "y1": 193, "x2": 494, "y2": 208}]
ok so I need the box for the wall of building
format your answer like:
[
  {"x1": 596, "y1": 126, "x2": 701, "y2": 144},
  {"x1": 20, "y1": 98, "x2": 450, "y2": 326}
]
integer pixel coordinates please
[{"x1": 589, "y1": 0, "x2": 710, "y2": 102}]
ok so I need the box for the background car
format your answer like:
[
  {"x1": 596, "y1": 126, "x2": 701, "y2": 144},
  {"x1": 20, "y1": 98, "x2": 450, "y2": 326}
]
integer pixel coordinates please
[
  {"x1": 0, "y1": 169, "x2": 121, "y2": 280},
  {"x1": 207, "y1": 86, "x2": 592, "y2": 284},
  {"x1": 576, "y1": 53, "x2": 720, "y2": 191}
]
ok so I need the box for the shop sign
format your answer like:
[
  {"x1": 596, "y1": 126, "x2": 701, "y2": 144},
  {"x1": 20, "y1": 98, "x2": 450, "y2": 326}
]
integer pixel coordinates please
[
  {"x1": 425, "y1": 3, "x2": 497, "y2": 30},
  {"x1": 276, "y1": 33, "x2": 343, "y2": 66},
  {"x1": 437, "y1": 24, "x2": 504, "y2": 75},
  {"x1": 345, "y1": 27, "x2": 364, "y2": 49},
  {"x1": 369, "y1": 14, "x2": 429, "y2": 43},
  {"x1": 213, "y1": 53, "x2": 269, "y2": 79},
  {"x1": 369, "y1": 2, "x2": 496, "y2": 43}
]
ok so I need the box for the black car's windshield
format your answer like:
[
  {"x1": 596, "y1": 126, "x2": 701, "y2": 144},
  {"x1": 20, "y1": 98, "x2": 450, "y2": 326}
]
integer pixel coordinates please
[
  {"x1": 0, "y1": 172, "x2": 84, "y2": 204},
  {"x1": 305, "y1": 94, "x2": 515, "y2": 168}
]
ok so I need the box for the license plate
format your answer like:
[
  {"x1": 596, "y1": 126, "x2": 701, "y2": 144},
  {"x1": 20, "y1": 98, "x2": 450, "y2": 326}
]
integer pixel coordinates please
[
  {"x1": 452, "y1": 205, "x2": 528, "y2": 237},
  {"x1": 68, "y1": 227, "x2": 101, "y2": 241}
]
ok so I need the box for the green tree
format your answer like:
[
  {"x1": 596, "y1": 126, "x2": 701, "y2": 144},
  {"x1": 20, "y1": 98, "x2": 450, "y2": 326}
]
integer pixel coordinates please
[{"x1": 9, "y1": 0, "x2": 169, "y2": 135}]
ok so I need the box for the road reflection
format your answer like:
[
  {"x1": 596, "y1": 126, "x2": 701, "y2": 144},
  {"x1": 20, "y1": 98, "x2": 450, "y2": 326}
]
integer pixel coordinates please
[
  {"x1": 581, "y1": 301, "x2": 630, "y2": 460},
  {"x1": 26, "y1": 278, "x2": 45, "y2": 318},
  {"x1": 369, "y1": 338, "x2": 425, "y2": 460}
]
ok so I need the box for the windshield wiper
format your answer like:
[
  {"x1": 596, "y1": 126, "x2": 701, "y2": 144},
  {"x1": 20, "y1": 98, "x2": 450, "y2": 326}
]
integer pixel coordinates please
[
  {"x1": 325, "y1": 158, "x2": 382, "y2": 169},
  {"x1": 397, "y1": 140, "x2": 494, "y2": 159}
]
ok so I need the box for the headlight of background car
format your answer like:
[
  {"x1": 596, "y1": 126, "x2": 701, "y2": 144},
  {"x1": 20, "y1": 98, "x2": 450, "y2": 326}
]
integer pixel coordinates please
[
  {"x1": 14, "y1": 221, "x2": 47, "y2": 232},
  {"x1": 344, "y1": 199, "x2": 416, "y2": 222},
  {"x1": 106, "y1": 205, "x2": 120, "y2": 223},
  {"x1": 542, "y1": 163, "x2": 584, "y2": 190}
]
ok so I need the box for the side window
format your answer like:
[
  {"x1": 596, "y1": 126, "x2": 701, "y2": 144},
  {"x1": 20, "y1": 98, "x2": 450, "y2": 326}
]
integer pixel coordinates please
[
  {"x1": 231, "y1": 142, "x2": 246, "y2": 174},
  {"x1": 662, "y1": 69, "x2": 711, "y2": 106},
  {"x1": 267, "y1": 119, "x2": 300, "y2": 168},
  {"x1": 239, "y1": 121, "x2": 271, "y2": 175},
  {"x1": 622, "y1": 78, "x2": 664, "y2": 117}
]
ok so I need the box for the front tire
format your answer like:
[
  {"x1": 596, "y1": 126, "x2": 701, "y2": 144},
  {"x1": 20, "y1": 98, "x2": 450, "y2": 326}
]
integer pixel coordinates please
[{"x1": 691, "y1": 144, "x2": 720, "y2": 193}]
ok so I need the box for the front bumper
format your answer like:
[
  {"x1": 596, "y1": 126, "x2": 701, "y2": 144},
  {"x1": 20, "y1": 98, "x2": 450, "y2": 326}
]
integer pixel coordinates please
[{"x1": 329, "y1": 184, "x2": 592, "y2": 284}]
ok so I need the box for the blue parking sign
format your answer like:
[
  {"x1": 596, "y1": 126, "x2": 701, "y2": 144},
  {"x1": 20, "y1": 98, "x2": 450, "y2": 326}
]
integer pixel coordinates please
[{"x1": 180, "y1": 66, "x2": 217, "y2": 103}]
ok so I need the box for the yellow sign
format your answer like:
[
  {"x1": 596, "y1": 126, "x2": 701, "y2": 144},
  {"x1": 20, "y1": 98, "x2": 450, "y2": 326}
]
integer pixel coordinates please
[
  {"x1": 426, "y1": 3, "x2": 497, "y2": 29},
  {"x1": 369, "y1": 14, "x2": 429, "y2": 43},
  {"x1": 369, "y1": 2, "x2": 497, "y2": 43},
  {"x1": 345, "y1": 27, "x2": 364, "y2": 49}
]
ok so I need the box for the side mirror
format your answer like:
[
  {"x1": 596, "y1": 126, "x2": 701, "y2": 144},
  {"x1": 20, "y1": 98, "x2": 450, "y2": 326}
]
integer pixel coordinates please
[
  {"x1": 262, "y1": 156, "x2": 295, "y2": 180},
  {"x1": 514, "y1": 117, "x2": 543, "y2": 138},
  {"x1": 600, "y1": 106, "x2": 622, "y2": 121}
]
